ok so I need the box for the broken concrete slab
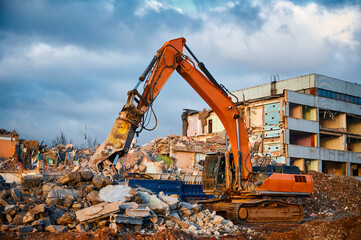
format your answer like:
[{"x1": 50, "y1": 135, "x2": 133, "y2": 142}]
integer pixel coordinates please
[
  {"x1": 57, "y1": 212, "x2": 75, "y2": 225},
  {"x1": 11, "y1": 213, "x2": 24, "y2": 225},
  {"x1": 48, "y1": 207, "x2": 65, "y2": 225},
  {"x1": 46, "y1": 186, "x2": 80, "y2": 205},
  {"x1": 80, "y1": 170, "x2": 93, "y2": 181},
  {"x1": 180, "y1": 206, "x2": 193, "y2": 217},
  {"x1": 159, "y1": 192, "x2": 179, "y2": 210},
  {"x1": 211, "y1": 215, "x2": 225, "y2": 225},
  {"x1": 139, "y1": 191, "x2": 170, "y2": 213},
  {"x1": 76, "y1": 223, "x2": 86, "y2": 232},
  {"x1": 22, "y1": 211, "x2": 35, "y2": 224},
  {"x1": 125, "y1": 208, "x2": 151, "y2": 217},
  {"x1": 21, "y1": 174, "x2": 43, "y2": 187},
  {"x1": 120, "y1": 202, "x2": 139, "y2": 210},
  {"x1": 4, "y1": 205, "x2": 17, "y2": 215},
  {"x1": 99, "y1": 184, "x2": 138, "y2": 203},
  {"x1": 10, "y1": 188, "x2": 23, "y2": 202},
  {"x1": 86, "y1": 190, "x2": 104, "y2": 204},
  {"x1": 75, "y1": 201, "x2": 123, "y2": 223},
  {"x1": 57, "y1": 172, "x2": 81, "y2": 186},
  {"x1": 42, "y1": 183, "x2": 57, "y2": 198},
  {"x1": 110, "y1": 214, "x2": 143, "y2": 225},
  {"x1": 31, "y1": 204, "x2": 47, "y2": 214},
  {"x1": 0, "y1": 197, "x2": 9, "y2": 207},
  {"x1": 18, "y1": 225, "x2": 34, "y2": 233},
  {"x1": 45, "y1": 225, "x2": 69, "y2": 232},
  {"x1": 180, "y1": 201, "x2": 192, "y2": 210}
]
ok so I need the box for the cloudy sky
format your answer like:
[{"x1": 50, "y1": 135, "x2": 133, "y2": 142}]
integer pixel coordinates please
[{"x1": 1, "y1": 0, "x2": 361, "y2": 147}]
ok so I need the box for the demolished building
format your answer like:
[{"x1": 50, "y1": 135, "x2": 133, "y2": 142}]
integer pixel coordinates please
[{"x1": 182, "y1": 73, "x2": 361, "y2": 178}]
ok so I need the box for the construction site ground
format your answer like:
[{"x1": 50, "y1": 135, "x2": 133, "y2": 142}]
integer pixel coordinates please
[
  {"x1": 0, "y1": 170, "x2": 360, "y2": 240},
  {"x1": 1, "y1": 215, "x2": 361, "y2": 240}
]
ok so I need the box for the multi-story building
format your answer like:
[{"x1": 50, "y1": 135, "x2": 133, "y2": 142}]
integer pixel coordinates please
[{"x1": 182, "y1": 74, "x2": 361, "y2": 178}]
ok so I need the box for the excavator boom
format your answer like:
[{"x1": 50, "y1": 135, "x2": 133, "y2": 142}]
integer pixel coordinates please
[{"x1": 89, "y1": 37, "x2": 251, "y2": 184}]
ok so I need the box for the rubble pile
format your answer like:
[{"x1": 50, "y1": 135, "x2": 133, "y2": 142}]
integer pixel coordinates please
[
  {"x1": 0, "y1": 171, "x2": 239, "y2": 237},
  {"x1": 40, "y1": 144, "x2": 95, "y2": 173},
  {"x1": 0, "y1": 129, "x2": 18, "y2": 138},
  {"x1": 288, "y1": 171, "x2": 361, "y2": 218},
  {"x1": 267, "y1": 215, "x2": 361, "y2": 240},
  {"x1": 142, "y1": 135, "x2": 226, "y2": 154},
  {"x1": 114, "y1": 135, "x2": 226, "y2": 177},
  {"x1": 0, "y1": 157, "x2": 23, "y2": 172}
]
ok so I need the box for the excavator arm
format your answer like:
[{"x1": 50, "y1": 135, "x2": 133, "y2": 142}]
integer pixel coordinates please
[{"x1": 89, "y1": 37, "x2": 251, "y2": 185}]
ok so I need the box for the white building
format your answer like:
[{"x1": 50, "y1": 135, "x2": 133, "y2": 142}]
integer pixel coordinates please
[{"x1": 182, "y1": 74, "x2": 361, "y2": 177}]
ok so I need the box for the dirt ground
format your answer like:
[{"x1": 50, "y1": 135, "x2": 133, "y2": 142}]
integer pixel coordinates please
[{"x1": 1, "y1": 215, "x2": 361, "y2": 240}]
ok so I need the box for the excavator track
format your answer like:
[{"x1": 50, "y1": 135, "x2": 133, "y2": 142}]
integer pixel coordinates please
[{"x1": 226, "y1": 200, "x2": 304, "y2": 223}]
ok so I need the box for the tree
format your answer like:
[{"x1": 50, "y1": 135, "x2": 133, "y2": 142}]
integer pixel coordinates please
[
  {"x1": 52, "y1": 130, "x2": 71, "y2": 147},
  {"x1": 87, "y1": 136, "x2": 99, "y2": 148}
]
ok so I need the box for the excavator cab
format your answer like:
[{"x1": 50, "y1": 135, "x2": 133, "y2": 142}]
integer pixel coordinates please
[
  {"x1": 202, "y1": 152, "x2": 236, "y2": 195},
  {"x1": 202, "y1": 153, "x2": 226, "y2": 195}
]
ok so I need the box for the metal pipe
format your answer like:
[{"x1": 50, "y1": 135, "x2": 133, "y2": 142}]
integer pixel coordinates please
[
  {"x1": 139, "y1": 55, "x2": 158, "y2": 82},
  {"x1": 134, "y1": 80, "x2": 142, "y2": 90},
  {"x1": 236, "y1": 118, "x2": 242, "y2": 189},
  {"x1": 184, "y1": 44, "x2": 228, "y2": 96}
]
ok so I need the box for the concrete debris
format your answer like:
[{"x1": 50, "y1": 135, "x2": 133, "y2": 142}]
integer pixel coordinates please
[
  {"x1": 159, "y1": 191, "x2": 179, "y2": 210},
  {"x1": 99, "y1": 184, "x2": 138, "y2": 203},
  {"x1": 45, "y1": 186, "x2": 80, "y2": 205},
  {"x1": 0, "y1": 133, "x2": 360, "y2": 239},
  {"x1": 120, "y1": 202, "x2": 139, "y2": 210},
  {"x1": 110, "y1": 214, "x2": 143, "y2": 225},
  {"x1": 84, "y1": 134, "x2": 227, "y2": 178},
  {"x1": 86, "y1": 190, "x2": 103, "y2": 205},
  {"x1": 45, "y1": 225, "x2": 69, "y2": 232},
  {"x1": 18, "y1": 225, "x2": 34, "y2": 233},
  {"x1": 139, "y1": 191, "x2": 170, "y2": 214},
  {"x1": 75, "y1": 201, "x2": 123, "y2": 223},
  {"x1": 287, "y1": 171, "x2": 361, "y2": 218}
]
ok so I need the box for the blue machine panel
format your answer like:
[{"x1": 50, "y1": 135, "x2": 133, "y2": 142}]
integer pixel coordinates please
[{"x1": 125, "y1": 178, "x2": 211, "y2": 201}]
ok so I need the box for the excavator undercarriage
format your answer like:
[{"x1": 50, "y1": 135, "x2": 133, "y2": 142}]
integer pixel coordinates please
[
  {"x1": 201, "y1": 152, "x2": 312, "y2": 223},
  {"x1": 202, "y1": 198, "x2": 304, "y2": 223},
  {"x1": 226, "y1": 200, "x2": 304, "y2": 223}
]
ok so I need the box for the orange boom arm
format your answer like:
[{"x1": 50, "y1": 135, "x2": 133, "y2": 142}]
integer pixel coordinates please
[{"x1": 89, "y1": 37, "x2": 251, "y2": 184}]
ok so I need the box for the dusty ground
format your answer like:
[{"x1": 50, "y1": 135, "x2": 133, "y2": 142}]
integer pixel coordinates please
[
  {"x1": 1, "y1": 165, "x2": 360, "y2": 240},
  {"x1": 1, "y1": 215, "x2": 360, "y2": 240}
]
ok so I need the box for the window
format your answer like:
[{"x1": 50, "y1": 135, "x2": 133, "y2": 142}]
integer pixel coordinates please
[
  {"x1": 336, "y1": 93, "x2": 341, "y2": 100},
  {"x1": 332, "y1": 92, "x2": 337, "y2": 99},
  {"x1": 327, "y1": 91, "x2": 332, "y2": 98},
  {"x1": 317, "y1": 89, "x2": 360, "y2": 105},
  {"x1": 318, "y1": 89, "x2": 323, "y2": 96}
]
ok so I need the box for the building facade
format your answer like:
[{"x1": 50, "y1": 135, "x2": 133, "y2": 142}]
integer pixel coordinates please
[{"x1": 182, "y1": 74, "x2": 361, "y2": 177}]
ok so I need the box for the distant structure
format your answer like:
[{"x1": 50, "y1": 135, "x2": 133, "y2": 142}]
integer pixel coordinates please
[{"x1": 182, "y1": 73, "x2": 361, "y2": 178}]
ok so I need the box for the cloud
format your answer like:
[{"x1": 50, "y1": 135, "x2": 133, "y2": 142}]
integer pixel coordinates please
[{"x1": 0, "y1": 0, "x2": 360, "y2": 147}]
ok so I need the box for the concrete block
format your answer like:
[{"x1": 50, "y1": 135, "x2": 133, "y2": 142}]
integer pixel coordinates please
[
  {"x1": 159, "y1": 192, "x2": 179, "y2": 210},
  {"x1": 45, "y1": 225, "x2": 69, "y2": 232},
  {"x1": 18, "y1": 225, "x2": 33, "y2": 233},
  {"x1": 109, "y1": 214, "x2": 143, "y2": 225},
  {"x1": 99, "y1": 185, "x2": 137, "y2": 202},
  {"x1": 125, "y1": 208, "x2": 151, "y2": 217},
  {"x1": 75, "y1": 201, "x2": 123, "y2": 222}
]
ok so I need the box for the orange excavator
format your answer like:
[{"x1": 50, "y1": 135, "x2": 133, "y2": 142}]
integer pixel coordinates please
[{"x1": 89, "y1": 37, "x2": 313, "y2": 223}]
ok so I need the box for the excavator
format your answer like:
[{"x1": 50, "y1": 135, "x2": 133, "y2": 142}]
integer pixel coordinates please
[{"x1": 88, "y1": 37, "x2": 313, "y2": 223}]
